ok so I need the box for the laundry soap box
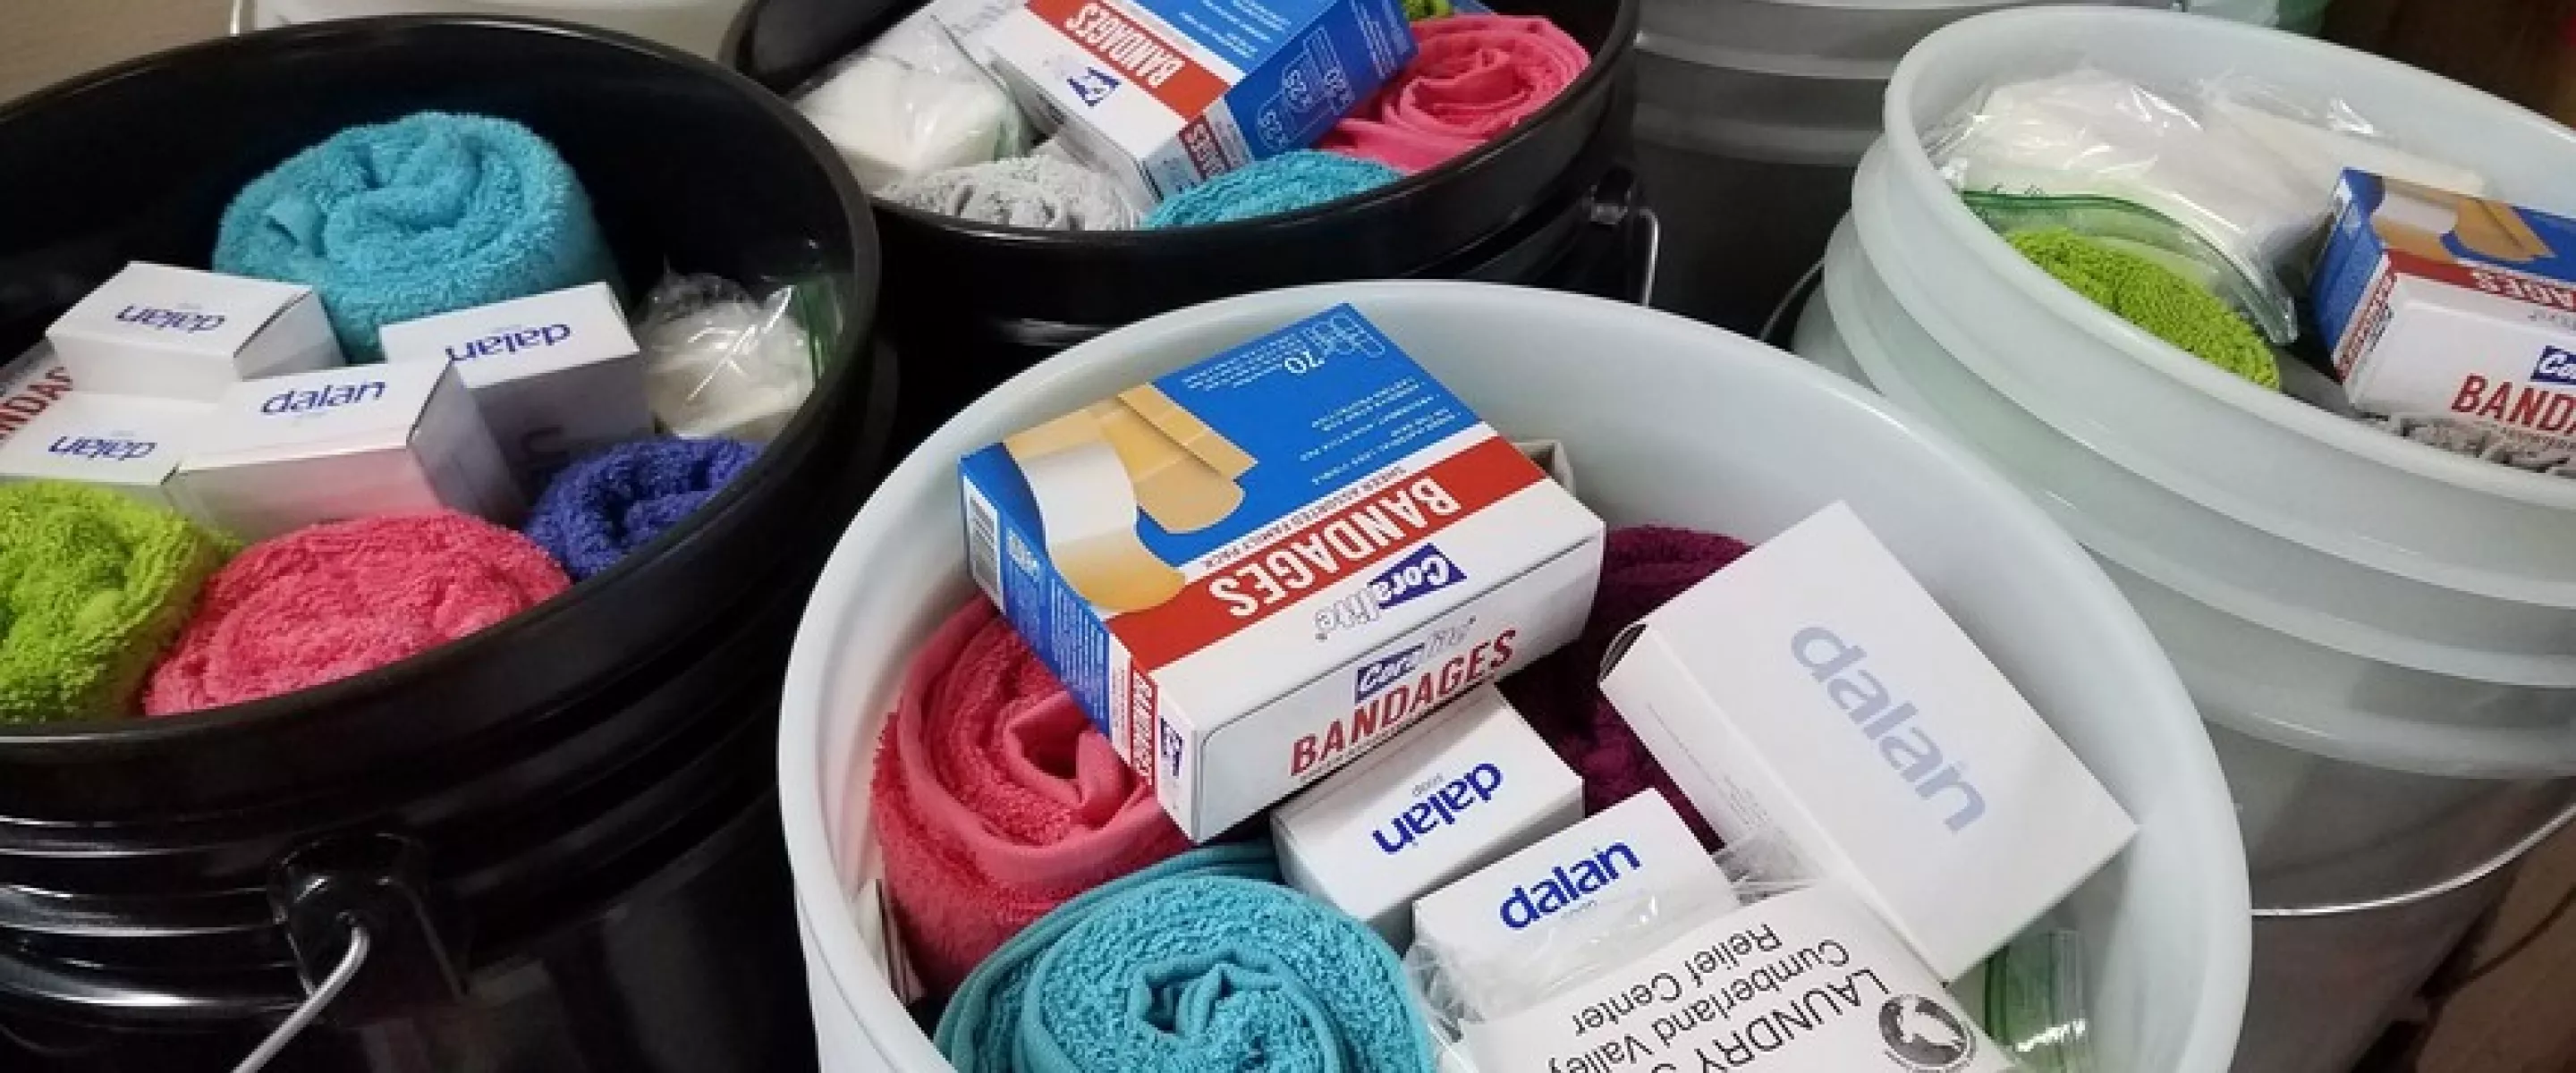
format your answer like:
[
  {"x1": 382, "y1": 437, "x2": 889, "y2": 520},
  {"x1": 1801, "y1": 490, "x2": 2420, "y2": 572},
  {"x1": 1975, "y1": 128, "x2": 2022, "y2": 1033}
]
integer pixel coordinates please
[
  {"x1": 0, "y1": 342, "x2": 74, "y2": 445},
  {"x1": 1458, "y1": 883, "x2": 2011, "y2": 1073},
  {"x1": 1271, "y1": 685, "x2": 1582, "y2": 947},
  {"x1": 380, "y1": 283, "x2": 649, "y2": 486},
  {"x1": 2315, "y1": 169, "x2": 2576, "y2": 464},
  {"x1": 174, "y1": 361, "x2": 521, "y2": 540},
  {"x1": 1598, "y1": 503, "x2": 2134, "y2": 980},
  {"x1": 45, "y1": 263, "x2": 342, "y2": 402},
  {"x1": 960, "y1": 303, "x2": 1604, "y2": 840},
  {"x1": 0, "y1": 393, "x2": 212, "y2": 514},
  {"x1": 982, "y1": 0, "x2": 1417, "y2": 204}
]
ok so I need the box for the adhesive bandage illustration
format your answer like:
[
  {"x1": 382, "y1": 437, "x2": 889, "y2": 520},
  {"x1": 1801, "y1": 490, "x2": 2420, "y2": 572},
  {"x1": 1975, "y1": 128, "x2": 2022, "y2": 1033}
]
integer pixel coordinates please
[
  {"x1": 1087, "y1": 399, "x2": 1249, "y2": 534},
  {"x1": 1003, "y1": 412, "x2": 1188, "y2": 613}
]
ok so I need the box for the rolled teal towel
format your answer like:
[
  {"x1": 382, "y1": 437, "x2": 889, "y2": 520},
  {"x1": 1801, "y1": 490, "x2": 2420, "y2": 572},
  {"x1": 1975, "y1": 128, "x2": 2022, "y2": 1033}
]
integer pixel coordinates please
[
  {"x1": 214, "y1": 111, "x2": 616, "y2": 362},
  {"x1": 1143, "y1": 151, "x2": 1403, "y2": 229},
  {"x1": 935, "y1": 841, "x2": 1436, "y2": 1073}
]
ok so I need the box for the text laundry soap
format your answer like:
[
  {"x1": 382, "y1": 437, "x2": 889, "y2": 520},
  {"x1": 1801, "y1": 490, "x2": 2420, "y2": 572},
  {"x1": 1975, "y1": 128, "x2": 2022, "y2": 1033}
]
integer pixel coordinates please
[
  {"x1": 1598, "y1": 503, "x2": 2134, "y2": 979},
  {"x1": 1460, "y1": 885, "x2": 2011, "y2": 1073}
]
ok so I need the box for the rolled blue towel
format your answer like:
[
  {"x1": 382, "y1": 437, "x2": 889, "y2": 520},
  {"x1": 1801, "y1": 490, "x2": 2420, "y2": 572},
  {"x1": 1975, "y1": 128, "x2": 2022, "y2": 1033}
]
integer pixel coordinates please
[
  {"x1": 1143, "y1": 151, "x2": 1403, "y2": 229},
  {"x1": 525, "y1": 437, "x2": 759, "y2": 580},
  {"x1": 214, "y1": 111, "x2": 617, "y2": 362},
  {"x1": 936, "y1": 841, "x2": 1436, "y2": 1073}
]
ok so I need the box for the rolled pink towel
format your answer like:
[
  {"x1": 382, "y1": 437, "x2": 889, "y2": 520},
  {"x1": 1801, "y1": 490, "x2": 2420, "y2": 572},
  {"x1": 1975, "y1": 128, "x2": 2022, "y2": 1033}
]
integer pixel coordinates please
[
  {"x1": 1498, "y1": 525, "x2": 1750, "y2": 849},
  {"x1": 143, "y1": 512, "x2": 569, "y2": 714},
  {"x1": 872, "y1": 600, "x2": 1191, "y2": 998},
  {"x1": 1321, "y1": 15, "x2": 1589, "y2": 173}
]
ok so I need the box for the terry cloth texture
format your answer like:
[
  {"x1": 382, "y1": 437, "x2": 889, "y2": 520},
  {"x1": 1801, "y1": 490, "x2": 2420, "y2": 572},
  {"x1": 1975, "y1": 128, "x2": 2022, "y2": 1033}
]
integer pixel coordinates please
[
  {"x1": 934, "y1": 841, "x2": 1436, "y2": 1073},
  {"x1": 1143, "y1": 151, "x2": 1401, "y2": 229},
  {"x1": 214, "y1": 111, "x2": 616, "y2": 362},
  {"x1": 2008, "y1": 228, "x2": 2283, "y2": 390},
  {"x1": 1499, "y1": 525, "x2": 1750, "y2": 849},
  {"x1": 873, "y1": 600, "x2": 1192, "y2": 997},
  {"x1": 1403, "y1": 0, "x2": 1453, "y2": 19},
  {"x1": 524, "y1": 437, "x2": 759, "y2": 580},
  {"x1": 1321, "y1": 15, "x2": 1589, "y2": 173},
  {"x1": 0, "y1": 483, "x2": 229, "y2": 723},
  {"x1": 143, "y1": 512, "x2": 568, "y2": 715},
  {"x1": 886, "y1": 155, "x2": 1140, "y2": 230}
]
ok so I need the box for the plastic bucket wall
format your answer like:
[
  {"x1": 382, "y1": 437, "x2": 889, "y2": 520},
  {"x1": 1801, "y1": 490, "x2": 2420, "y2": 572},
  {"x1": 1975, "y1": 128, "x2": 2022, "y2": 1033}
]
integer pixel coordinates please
[
  {"x1": 778, "y1": 281, "x2": 2252, "y2": 1073},
  {"x1": 1801, "y1": 224, "x2": 2576, "y2": 1073},
  {"x1": 0, "y1": 19, "x2": 891, "y2": 1069},
  {"x1": 727, "y1": 0, "x2": 1642, "y2": 442}
]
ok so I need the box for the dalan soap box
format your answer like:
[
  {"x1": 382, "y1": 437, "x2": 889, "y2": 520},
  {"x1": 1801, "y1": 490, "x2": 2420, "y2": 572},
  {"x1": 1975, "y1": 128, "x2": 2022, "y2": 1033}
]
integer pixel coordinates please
[{"x1": 960, "y1": 304, "x2": 1603, "y2": 839}]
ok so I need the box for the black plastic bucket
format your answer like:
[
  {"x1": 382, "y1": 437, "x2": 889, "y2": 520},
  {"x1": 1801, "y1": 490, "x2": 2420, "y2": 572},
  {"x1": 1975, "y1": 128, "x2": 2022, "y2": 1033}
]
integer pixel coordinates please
[
  {"x1": 0, "y1": 18, "x2": 891, "y2": 1070},
  {"x1": 725, "y1": 0, "x2": 1642, "y2": 438}
]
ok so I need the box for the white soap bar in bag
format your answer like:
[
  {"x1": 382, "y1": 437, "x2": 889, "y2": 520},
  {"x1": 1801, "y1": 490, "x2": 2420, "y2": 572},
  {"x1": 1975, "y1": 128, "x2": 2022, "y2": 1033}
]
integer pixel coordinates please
[{"x1": 799, "y1": 55, "x2": 1017, "y2": 192}]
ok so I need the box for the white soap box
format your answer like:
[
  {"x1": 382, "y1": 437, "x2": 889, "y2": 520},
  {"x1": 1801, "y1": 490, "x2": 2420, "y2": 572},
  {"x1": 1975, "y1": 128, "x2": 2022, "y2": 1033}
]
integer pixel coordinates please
[
  {"x1": 173, "y1": 361, "x2": 521, "y2": 540},
  {"x1": 0, "y1": 393, "x2": 212, "y2": 516},
  {"x1": 1272, "y1": 685, "x2": 1582, "y2": 949},
  {"x1": 46, "y1": 263, "x2": 342, "y2": 401},
  {"x1": 1411, "y1": 790, "x2": 1729, "y2": 984},
  {"x1": 1597, "y1": 503, "x2": 2135, "y2": 979},
  {"x1": 379, "y1": 282, "x2": 649, "y2": 485}
]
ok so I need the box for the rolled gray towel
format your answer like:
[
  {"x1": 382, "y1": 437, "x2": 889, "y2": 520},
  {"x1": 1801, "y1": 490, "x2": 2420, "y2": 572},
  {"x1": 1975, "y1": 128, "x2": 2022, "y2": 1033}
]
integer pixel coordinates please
[{"x1": 883, "y1": 155, "x2": 1138, "y2": 231}]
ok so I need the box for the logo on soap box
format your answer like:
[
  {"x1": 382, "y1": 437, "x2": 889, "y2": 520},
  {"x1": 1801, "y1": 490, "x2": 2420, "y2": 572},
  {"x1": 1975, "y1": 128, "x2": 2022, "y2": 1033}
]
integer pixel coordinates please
[
  {"x1": 1373, "y1": 762, "x2": 1502, "y2": 855},
  {"x1": 446, "y1": 325, "x2": 572, "y2": 363},
  {"x1": 1498, "y1": 841, "x2": 1641, "y2": 930},
  {"x1": 116, "y1": 306, "x2": 225, "y2": 334},
  {"x1": 48, "y1": 435, "x2": 154, "y2": 461},
  {"x1": 2535, "y1": 345, "x2": 2576, "y2": 387},
  {"x1": 261, "y1": 380, "x2": 386, "y2": 416}
]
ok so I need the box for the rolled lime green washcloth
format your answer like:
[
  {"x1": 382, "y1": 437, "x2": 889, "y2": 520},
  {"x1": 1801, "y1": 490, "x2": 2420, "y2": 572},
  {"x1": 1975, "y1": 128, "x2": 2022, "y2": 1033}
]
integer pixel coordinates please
[
  {"x1": 1403, "y1": 0, "x2": 1453, "y2": 19},
  {"x1": 2007, "y1": 228, "x2": 2282, "y2": 391},
  {"x1": 0, "y1": 483, "x2": 231, "y2": 722}
]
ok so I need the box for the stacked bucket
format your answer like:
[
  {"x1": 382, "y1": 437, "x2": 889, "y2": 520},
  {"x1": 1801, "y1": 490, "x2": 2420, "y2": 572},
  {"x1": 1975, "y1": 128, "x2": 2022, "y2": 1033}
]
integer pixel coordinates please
[
  {"x1": 1792, "y1": 8, "x2": 2576, "y2": 1071},
  {"x1": 1631, "y1": 0, "x2": 2155, "y2": 333}
]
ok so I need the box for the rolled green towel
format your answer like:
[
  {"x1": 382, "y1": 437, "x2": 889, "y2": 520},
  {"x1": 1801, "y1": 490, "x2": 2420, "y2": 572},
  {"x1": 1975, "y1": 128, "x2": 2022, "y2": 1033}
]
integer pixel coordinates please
[
  {"x1": 1403, "y1": 0, "x2": 1453, "y2": 19},
  {"x1": 2007, "y1": 228, "x2": 2282, "y2": 391},
  {"x1": 0, "y1": 483, "x2": 230, "y2": 722}
]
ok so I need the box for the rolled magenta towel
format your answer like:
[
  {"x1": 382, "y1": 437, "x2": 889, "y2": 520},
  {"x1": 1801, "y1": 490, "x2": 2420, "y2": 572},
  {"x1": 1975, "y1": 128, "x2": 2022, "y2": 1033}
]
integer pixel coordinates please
[
  {"x1": 143, "y1": 513, "x2": 569, "y2": 715},
  {"x1": 214, "y1": 111, "x2": 616, "y2": 362},
  {"x1": 876, "y1": 600, "x2": 1191, "y2": 997},
  {"x1": 1321, "y1": 15, "x2": 1589, "y2": 173},
  {"x1": 1142, "y1": 151, "x2": 1401, "y2": 229},
  {"x1": 0, "y1": 483, "x2": 229, "y2": 722},
  {"x1": 935, "y1": 841, "x2": 1436, "y2": 1073},
  {"x1": 1498, "y1": 525, "x2": 1750, "y2": 849},
  {"x1": 524, "y1": 437, "x2": 760, "y2": 581}
]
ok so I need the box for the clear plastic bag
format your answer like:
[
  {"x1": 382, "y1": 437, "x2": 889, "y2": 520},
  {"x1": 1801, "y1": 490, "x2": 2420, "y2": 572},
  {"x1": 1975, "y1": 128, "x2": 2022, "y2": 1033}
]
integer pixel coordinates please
[
  {"x1": 633, "y1": 272, "x2": 820, "y2": 443},
  {"x1": 794, "y1": 4, "x2": 1030, "y2": 193},
  {"x1": 1930, "y1": 65, "x2": 2489, "y2": 344}
]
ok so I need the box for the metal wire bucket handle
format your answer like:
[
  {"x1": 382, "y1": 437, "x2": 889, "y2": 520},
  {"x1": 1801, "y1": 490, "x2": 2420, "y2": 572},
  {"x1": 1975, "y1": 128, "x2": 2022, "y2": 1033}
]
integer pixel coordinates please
[
  {"x1": 233, "y1": 925, "x2": 371, "y2": 1073},
  {"x1": 2253, "y1": 797, "x2": 2576, "y2": 918}
]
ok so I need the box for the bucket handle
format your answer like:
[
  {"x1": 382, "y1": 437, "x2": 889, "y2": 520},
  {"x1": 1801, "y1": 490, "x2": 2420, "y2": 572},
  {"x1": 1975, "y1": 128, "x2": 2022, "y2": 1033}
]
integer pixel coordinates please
[
  {"x1": 2252, "y1": 796, "x2": 2576, "y2": 918},
  {"x1": 231, "y1": 925, "x2": 370, "y2": 1073}
]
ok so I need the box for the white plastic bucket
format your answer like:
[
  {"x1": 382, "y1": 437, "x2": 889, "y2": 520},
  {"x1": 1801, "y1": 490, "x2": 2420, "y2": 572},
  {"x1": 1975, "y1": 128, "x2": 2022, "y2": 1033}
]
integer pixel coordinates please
[
  {"x1": 778, "y1": 282, "x2": 2251, "y2": 1072},
  {"x1": 1858, "y1": 7, "x2": 2576, "y2": 605},
  {"x1": 246, "y1": 0, "x2": 747, "y2": 55}
]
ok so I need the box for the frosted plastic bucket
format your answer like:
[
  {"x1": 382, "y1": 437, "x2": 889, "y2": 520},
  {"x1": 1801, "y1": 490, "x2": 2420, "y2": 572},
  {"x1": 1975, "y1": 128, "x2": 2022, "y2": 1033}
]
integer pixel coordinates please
[
  {"x1": 778, "y1": 281, "x2": 2250, "y2": 1072},
  {"x1": 1818, "y1": 225, "x2": 2576, "y2": 693},
  {"x1": 248, "y1": 0, "x2": 747, "y2": 55},
  {"x1": 1803, "y1": 244, "x2": 2576, "y2": 1073},
  {"x1": 1858, "y1": 7, "x2": 2576, "y2": 605}
]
